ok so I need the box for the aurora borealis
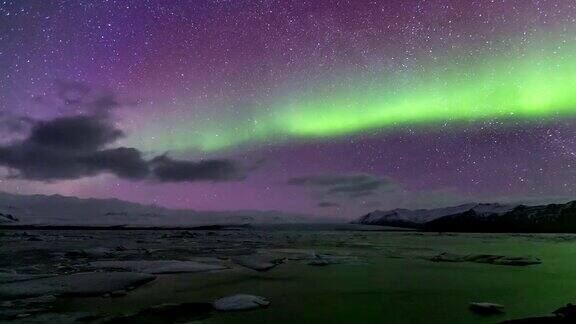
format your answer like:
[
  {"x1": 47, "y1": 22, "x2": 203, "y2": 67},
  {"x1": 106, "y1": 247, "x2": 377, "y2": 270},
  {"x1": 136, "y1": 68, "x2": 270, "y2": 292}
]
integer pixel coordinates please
[
  {"x1": 133, "y1": 33, "x2": 576, "y2": 152},
  {"x1": 3, "y1": 0, "x2": 576, "y2": 217},
  {"x1": 284, "y1": 40, "x2": 576, "y2": 134}
]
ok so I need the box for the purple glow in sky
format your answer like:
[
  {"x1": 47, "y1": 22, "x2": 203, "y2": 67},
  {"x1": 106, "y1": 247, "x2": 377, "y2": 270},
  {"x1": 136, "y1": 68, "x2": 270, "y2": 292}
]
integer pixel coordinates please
[{"x1": 2, "y1": 1, "x2": 576, "y2": 218}]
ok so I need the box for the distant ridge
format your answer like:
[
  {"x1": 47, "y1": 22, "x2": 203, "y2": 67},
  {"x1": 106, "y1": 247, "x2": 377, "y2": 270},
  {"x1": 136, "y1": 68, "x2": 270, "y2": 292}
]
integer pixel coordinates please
[
  {"x1": 0, "y1": 192, "x2": 322, "y2": 227},
  {"x1": 0, "y1": 212, "x2": 18, "y2": 224},
  {"x1": 0, "y1": 223, "x2": 251, "y2": 231},
  {"x1": 353, "y1": 203, "x2": 514, "y2": 228},
  {"x1": 354, "y1": 201, "x2": 576, "y2": 233}
]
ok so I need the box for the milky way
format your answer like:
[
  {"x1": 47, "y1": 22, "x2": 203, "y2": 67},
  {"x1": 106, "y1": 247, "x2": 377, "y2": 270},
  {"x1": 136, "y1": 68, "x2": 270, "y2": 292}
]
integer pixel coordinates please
[{"x1": 2, "y1": 1, "x2": 576, "y2": 217}]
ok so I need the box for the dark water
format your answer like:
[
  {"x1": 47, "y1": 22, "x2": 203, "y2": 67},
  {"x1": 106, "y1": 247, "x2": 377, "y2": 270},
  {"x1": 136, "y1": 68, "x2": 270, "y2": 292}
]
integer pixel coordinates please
[{"x1": 2, "y1": 228, "x2": 575, "y2": 323}]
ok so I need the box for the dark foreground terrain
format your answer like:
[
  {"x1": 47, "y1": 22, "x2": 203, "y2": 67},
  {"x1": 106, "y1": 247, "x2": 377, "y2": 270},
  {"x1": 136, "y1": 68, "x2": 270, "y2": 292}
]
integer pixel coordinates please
[{"x1": 1, "y1": 224, "x2": 575, "y2": 323}]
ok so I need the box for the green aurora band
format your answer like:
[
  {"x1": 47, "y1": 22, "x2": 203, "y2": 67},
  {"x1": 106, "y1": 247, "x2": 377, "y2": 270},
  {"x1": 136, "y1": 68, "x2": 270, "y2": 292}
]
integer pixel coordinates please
[{"x1": 131, "y1": 35, "x2": 576, "y2": 153}]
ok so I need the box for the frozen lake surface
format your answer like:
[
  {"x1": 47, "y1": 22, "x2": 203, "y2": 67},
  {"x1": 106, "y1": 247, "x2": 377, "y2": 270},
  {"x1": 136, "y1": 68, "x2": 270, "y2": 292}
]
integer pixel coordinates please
[{"x1": 1, "y1": 224, "x2": 575, "y2": 323}]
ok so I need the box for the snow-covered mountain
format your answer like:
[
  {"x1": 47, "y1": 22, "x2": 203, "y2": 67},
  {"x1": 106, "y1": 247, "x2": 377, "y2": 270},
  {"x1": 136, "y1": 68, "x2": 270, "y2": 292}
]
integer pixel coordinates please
[
  {"x1": 424, "y1": 201, "x2": 576, "y2": 233},
  {"x1": 0, "y1": 192, "x2": 320, "y2": 227},
  {"x1": 355, "y1": 200, "x2": 576, "y2": 233},
  {"x1": 354, "y1": 203, "x2": 515, "y2": 228}
]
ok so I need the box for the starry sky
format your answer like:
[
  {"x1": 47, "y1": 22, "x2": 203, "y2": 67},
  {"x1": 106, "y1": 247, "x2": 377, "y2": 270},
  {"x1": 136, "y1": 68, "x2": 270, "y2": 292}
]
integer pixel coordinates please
[{"x1": 2, "y1": 0, "x2": 576, "y2": 218}]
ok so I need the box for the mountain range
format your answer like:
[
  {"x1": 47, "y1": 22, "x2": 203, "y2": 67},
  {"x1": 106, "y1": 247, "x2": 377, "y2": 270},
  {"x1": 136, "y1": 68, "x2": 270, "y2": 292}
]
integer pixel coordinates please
[
  {"x1": 0, "y1": 192, "x2": 321, "y2": 227},
  {"x1": 355, "y1": 201, "x2": 576, "y2": 233},
  {"x1": 4, "y1": 191, "x2": 576, "y2": 232}
]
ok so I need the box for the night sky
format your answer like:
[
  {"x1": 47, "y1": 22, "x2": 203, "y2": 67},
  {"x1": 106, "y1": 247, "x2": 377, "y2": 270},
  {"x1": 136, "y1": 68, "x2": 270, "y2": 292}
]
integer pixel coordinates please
[{"x1": 2, "y1": 0, "x2": 576, "y2": 218}]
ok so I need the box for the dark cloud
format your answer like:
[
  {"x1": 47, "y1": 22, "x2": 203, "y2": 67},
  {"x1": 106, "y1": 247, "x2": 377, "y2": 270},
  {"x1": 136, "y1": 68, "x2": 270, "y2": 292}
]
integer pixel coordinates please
[
  {"x1": 0, "y1": 83, "x2": 250, "y2": 183},
  {"x1": 0, "y1": 115, "x2": 247, "y2": 182},
  {"x1": 0, "y1": 115, "x2": 249, "y2": 182},
  {"x1": 318, "y1": 201, "x2": 340, "y2": 208},
  {"x1": 0, "y1": 83, "x2": 150, "y2": 180},
  {"x1": 150, "y1": 155, "x2": 246, "y2": 182},
  {"x1": 0, "y1": 116, "x2": 148, "y2": 181},
  {"x1": 80, "y1": 148, "x2": 150, "y2": 180},
  {"x1": 288, "y1": 173, "x2": 395, "y2": 198},
  {"x1": 29, "y1": 116, "x2": 123, "y2": 151}
]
